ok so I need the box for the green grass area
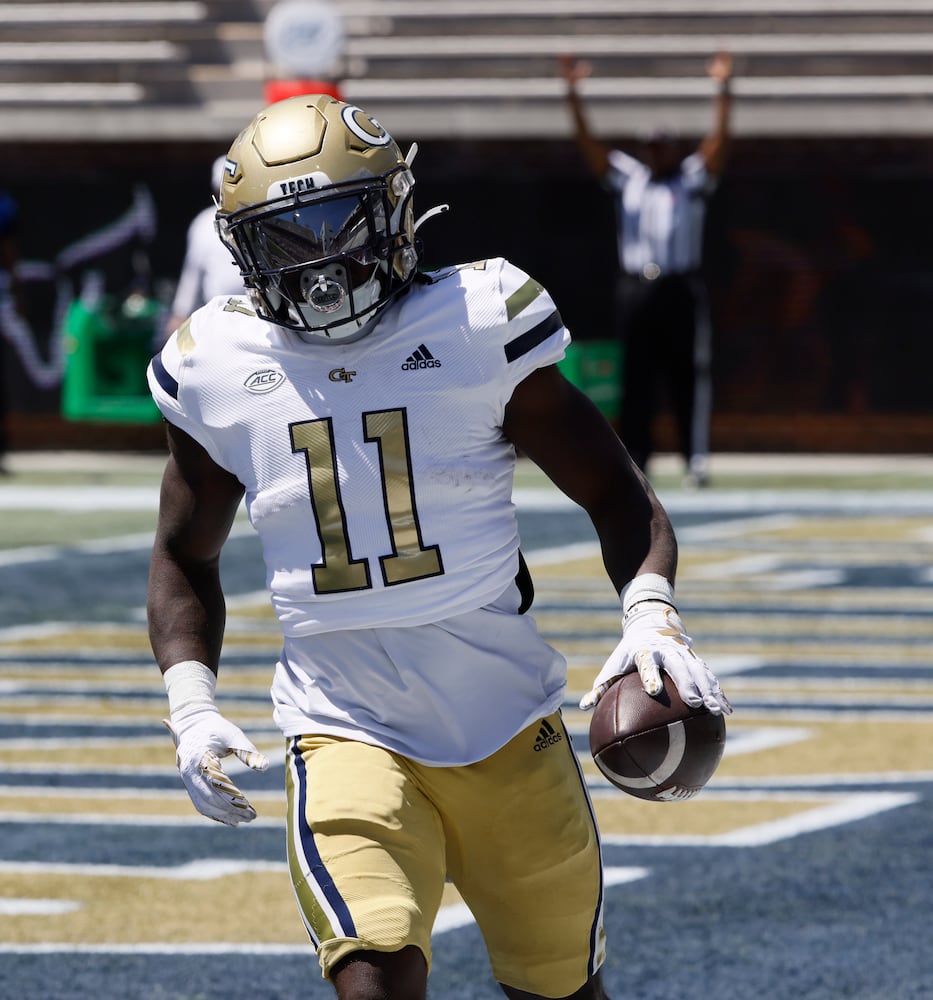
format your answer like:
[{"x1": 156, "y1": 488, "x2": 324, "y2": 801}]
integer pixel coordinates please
[
  {"x1": 0, "y1": 461, "x2": 165, "y2": 489},
  {"x1": 2, "y1": 452, "x2": 932, "y2": 553},
  {"x1": 0, "y1": 510, "x2": 159, "y2": 550},
  {"x1": 650, "y1": 470, "x2": 933, "y2": 492},
  {"x1": 512, "y1": 458, "x2": 933, "y2": 493}
]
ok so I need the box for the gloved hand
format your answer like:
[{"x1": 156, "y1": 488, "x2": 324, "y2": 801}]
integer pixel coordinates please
[
  {"x1": 580, "y1": 574, "x2": 731, "y2": 716},
  {"x1": 163, "y1": 661, "x2": 269, "y2": 826}
]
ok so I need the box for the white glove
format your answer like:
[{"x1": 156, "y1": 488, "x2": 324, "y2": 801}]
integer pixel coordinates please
[
  {"x1": 163, "y1": 661, "x2": 270, "y2": 826},
  {"x1": 580, "y1": 574, "x2": 731, "y2": 716}
]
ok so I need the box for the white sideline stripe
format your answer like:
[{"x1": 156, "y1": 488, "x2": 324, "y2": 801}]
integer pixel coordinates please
[
  {"x1": 0, "y1": 865, "x2": 648, "y2": 947},
  {"x1": 601, "y1": 791, "x2": 918, "y2": 848},
  {"x1": 513, "y1": 488, "x2": 933, "y2": 514},
  {"x1": 524, "y1": 541, "x2": 600, "y2": 565},
  {"x1": 0, "y1": 523, "x2": 252, "y2": 567},
  {"x1": 676, "y1": 513, "x2": 799, "y2": 542},
  {"x1": 2, "y1": 485, "x2": 933, "y2": 516},
  {"x1": 0, "y1": 859, "x2": 286, "y2": 880},
  {"x1": 710, "y1": 771, "x2": 933, "y2": 788},
  {"x1": 731, "y1": 708, "x2": 933, "y2": 723},
  {"x1": 0, "y1": 486, "x2": 159, "y2": 510},
  {"x1": 0, "y1": 898, "x2": 80, "y2": 915},
  {"x1": 0, "y1": 811, "x2": 286, "y2": 828},
  {"x1": 1, "y1": 783, "x2": 926, "y2": 829},
  {"x1": 721, "y1": 726, "x2": 812, "y2": 756},
  {"x1": 714, "y1": 791, "x2": 919, "y2": 846},
  {"x1": 0, "y1": 785, "x2": 282, "y2": 802},
  {"x1": 0, "y1": 859, "x2": 647, "y2": 886},
  {"x1": 0, "y1": 942, "x2": 313, "y2": 955}
]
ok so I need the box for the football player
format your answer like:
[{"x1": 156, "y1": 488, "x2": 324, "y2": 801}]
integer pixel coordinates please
[{"x1": 147, "y1": 95, "x2": 730, "y2": 1000}]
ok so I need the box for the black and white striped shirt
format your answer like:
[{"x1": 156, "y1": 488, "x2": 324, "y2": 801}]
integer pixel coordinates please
[{"x1": 605, "y1": 149, "x2": 715, "y2": 277}]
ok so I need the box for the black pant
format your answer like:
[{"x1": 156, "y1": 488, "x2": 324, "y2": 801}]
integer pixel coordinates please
[{"x1": 614, "y1": 271, "x2": 712, "y2": 472}]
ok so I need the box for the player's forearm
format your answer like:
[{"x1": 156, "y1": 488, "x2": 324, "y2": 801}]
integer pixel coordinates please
[
  {"x1": 147, "y1": 552, "x2": 227, "y2": 674},
  {"x1": 591, "y1": 489, "x2": 679, "y2": 594}
]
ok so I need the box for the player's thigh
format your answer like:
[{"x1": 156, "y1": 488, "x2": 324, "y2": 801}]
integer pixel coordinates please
[
  {"x1": 430, "y1": 713, "x2": 606, "y2": 998},
  {"x1": 286, "y1": 735, "x2": 447, "y2": 981}
]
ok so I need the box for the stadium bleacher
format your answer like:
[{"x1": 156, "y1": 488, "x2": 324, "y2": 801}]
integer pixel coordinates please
[
  {"x1": 3, "y1": 0, "x2": 933, "y2": 456},
  {"x1": 3, "y1": 0, "x2": 933, "y2": 140}
]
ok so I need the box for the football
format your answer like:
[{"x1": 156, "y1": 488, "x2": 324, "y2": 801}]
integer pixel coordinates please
[{"x1": 589, "y1": 672, "x2": 726, "y2": 801}]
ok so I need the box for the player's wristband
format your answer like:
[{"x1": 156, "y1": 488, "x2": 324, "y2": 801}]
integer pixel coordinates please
[
  {"x1": 620, "y1": 573, "x2": 676, "y2": 624},
  {"x1": 163, "y1": 660, "x2": 217, "y2": 717}
]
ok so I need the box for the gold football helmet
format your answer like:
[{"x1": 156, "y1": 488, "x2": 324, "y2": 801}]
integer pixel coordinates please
[{"x1": 216, "y1": 95, "x2": 420, "y2": 341}]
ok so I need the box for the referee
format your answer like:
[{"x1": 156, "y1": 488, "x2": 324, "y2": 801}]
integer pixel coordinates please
[{"x1": 561, "y1": 51, "x2": 733, "y2": 487}]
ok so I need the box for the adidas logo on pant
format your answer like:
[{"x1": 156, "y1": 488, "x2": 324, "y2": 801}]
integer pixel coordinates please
[
  {"x1": 533, "y1": 719, "x2": 563, "y2": 752},
  {"x1": 402, "y1": 344, "x2": 442, "y2": 370}
]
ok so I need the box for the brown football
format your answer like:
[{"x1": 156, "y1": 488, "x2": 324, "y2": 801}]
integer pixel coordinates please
[{"x1": 589, "y1": 672, "x2": 726, "y2": 801}]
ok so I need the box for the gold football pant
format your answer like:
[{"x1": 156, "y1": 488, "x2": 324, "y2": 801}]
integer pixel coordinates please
[{"x1": 285, "y1": 712, "x2": 606, "y2": 996}]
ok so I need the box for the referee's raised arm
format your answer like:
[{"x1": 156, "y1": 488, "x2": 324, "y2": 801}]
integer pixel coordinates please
[
  {"x1": 559, "y1": 54, "x2": 610, "y2": 179},
  {"x1": 698, "y1": 51, "x2": 735, "y2": 178}
]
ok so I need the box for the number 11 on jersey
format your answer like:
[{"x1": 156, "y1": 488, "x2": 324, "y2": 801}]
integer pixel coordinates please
[{"x1": 290, "y1": 408, "x2": 444, "y2": 594}]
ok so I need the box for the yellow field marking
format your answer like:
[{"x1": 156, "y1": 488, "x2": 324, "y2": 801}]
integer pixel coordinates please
[
  {"x1": 0, "y1": 739, "x2": 283, "y2": 769},
  {"x1": 537, "y1": 607, "x2": 933, "y2": 640},
  {"x1": 0, "y1": 667, "x2": 278, "y2": 690},
  {"x1": 0, "y1": 787, "x2": 287, "y2": 819},
  {"x1": 713, "y1": 718, "x2": 931, "y2": 777},
  {"x1": 0, "y1": 870, "x2": 305, "y2": 945},
  {"x1": 591, "y1": 792, "x2": 828, "y2": 837},
  {"x1": 0, "y1": 700, "x2": 274, "y2": 723},
  {"x1": 0, "y1": 869, "x2": 476, "y2": 947},
  {"x1": 0, "y1": 629, "x2": 153, "y2": 653}
]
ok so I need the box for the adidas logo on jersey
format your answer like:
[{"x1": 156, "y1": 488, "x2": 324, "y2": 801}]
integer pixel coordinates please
[
  {"x1": 533, "y1": 719, "x2": 563, "y2": 752},
  {"x1": 401, "y1": 344, "x2": 441, "y2": 370}
]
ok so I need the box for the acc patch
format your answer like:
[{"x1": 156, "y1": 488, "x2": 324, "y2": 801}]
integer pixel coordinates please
[{"x1": 244, "y1": 368, "x2": 286, "y2": 394}]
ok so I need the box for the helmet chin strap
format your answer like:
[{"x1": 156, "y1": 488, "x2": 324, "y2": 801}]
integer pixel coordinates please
[
  {"x1": 300, "y1": 264, "x2": 348, "y2": 315},
  {"x1": 293, "y1": 262, "x2": 382, "y2": 340}
]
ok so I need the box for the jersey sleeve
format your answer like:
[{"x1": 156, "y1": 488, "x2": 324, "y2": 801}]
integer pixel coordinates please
[
  {"x1": 495, "y1": 258, "x2": 571, "y2": 392},
  {"x1": 146, "y1": 304, "x2": 232, "y2": 471},
  {"x1": 681, "y1": 151, "x2": 716, "y2": 195},
  {"x1": 605, "y1": 148, "x2": 643, "y2": 191}
]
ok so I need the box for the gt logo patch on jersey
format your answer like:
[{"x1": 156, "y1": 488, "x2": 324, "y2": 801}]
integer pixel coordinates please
[
  {"x1": 328, "y1": 367, "x2": 357, "y2": 383},
  {"x1": 244, "y1": 368, "x2": 286, "y2": 393}
]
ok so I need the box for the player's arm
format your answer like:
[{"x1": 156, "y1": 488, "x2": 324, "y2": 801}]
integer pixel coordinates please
[
  {"x1": 697, "y1": 51, "x2": 733, "y2": 177},
  {"x1": 148, "y1": 421, "x2": 243, "y2": 669},
  {"x1": 148, "y1": 422, "x2": 269, "y2": 825},
  {"x1": 504, "y1": 364, "x2": 672, "y2": 590},
  {"x1": 503, "y1": 365, "x2": 730, "y2": 716},
  {"x1": 560, "y1": 54, "x2": 611, "y2": 178}
]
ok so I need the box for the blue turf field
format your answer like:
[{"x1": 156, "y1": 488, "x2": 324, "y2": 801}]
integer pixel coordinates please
[{"x1": 0, "y1": 456, "x2": 931, "y2": 999}]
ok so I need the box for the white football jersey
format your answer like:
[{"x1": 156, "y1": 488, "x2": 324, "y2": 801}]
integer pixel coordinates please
[{"x1": 149, "y1": 257, "x2": 571, "y2": 762}]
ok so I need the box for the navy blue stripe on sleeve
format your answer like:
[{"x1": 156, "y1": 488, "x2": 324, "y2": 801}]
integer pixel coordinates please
[
  {"x1": 150, "y1": 354, "x2": 179, "y2": 399},
  {"x1": 503, "y1": 310, "x2": 564, "y2": 363}
]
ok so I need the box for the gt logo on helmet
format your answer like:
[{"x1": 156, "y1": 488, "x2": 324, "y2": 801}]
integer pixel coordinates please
[{"x1": 341, "y1": 105, "x2": 392, "y2": 147}]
